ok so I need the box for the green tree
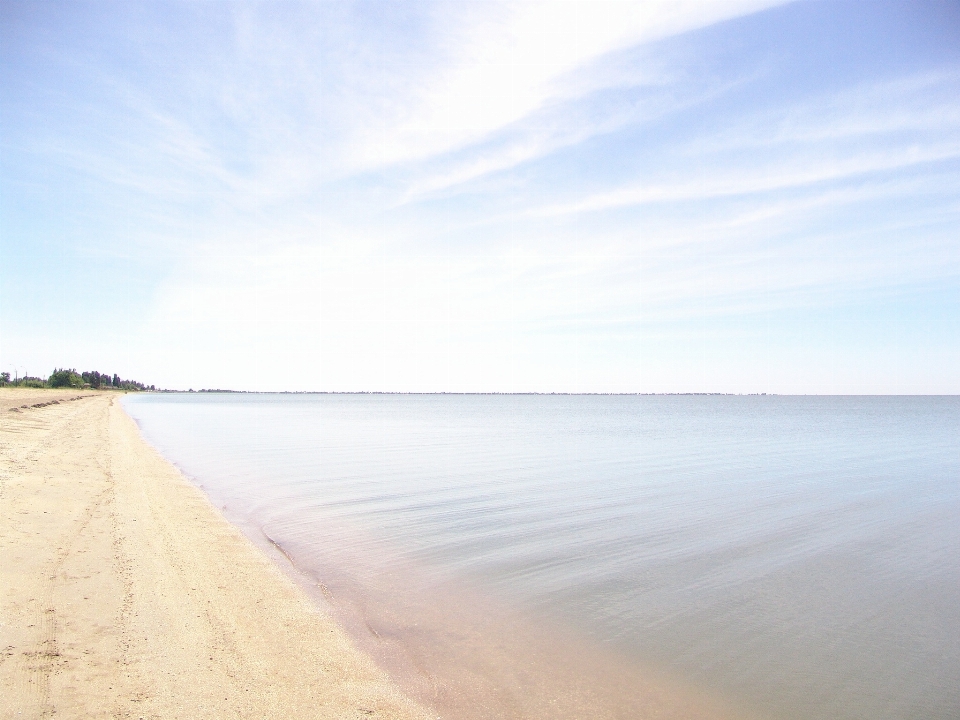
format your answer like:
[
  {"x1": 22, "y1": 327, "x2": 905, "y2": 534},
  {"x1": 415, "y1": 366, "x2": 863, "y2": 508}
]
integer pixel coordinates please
[{"x1": 49, "y1": 368, "x2": 84, "y2": 388}]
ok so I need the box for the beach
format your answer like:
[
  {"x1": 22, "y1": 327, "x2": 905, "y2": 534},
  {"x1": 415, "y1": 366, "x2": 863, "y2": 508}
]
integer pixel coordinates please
[
  {"x1": 1, "y1": 389, "x2": 739, "y2": 720},
  {"x1": 6, "y1": 389, "x2": 957, "y2": 720},
  {"x1": 0, "y1": 389, "x2": 432, "y2": 720}
]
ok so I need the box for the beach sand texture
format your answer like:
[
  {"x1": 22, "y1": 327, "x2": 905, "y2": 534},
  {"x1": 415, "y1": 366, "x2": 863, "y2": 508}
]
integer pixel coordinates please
[{"x1": 0, "y1": 389, "x2": 433, "y2": 720}]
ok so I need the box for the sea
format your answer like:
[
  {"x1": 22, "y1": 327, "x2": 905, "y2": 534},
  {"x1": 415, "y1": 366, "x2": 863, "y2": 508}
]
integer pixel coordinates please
[{"x1": 121, "y1": 393, "x2": 960, "y2": 720}]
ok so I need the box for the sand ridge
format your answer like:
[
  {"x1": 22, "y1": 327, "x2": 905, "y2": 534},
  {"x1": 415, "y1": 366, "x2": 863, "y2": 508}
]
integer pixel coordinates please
[{"x1": 0, "y1": 390, "x2": 434, "y2": 720}]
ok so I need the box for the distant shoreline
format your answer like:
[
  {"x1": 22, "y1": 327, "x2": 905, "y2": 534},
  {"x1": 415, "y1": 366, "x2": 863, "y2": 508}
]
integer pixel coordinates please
[{"x1": 152, "y1": 389, "x2": 771, "y2": 395}]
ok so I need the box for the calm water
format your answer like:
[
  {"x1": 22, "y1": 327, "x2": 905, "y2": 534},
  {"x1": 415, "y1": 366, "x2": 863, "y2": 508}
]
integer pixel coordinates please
[{"x1": 122, "y1": 394, "x2": 960, "y2": 719}]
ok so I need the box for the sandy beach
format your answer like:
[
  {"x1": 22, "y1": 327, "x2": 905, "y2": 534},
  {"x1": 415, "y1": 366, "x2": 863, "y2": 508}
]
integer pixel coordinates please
[{"x1": 0, "y1": 389, "x2": 432, "y2": 720}]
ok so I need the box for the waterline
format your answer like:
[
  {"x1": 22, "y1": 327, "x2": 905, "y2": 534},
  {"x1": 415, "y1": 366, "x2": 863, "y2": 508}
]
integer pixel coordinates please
[{"x1": 123, "y1": 394, "x2": 960, "y2": 719}]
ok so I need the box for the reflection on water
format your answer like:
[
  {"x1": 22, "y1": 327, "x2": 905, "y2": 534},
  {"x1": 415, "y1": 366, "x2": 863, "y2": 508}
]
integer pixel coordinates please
[{"x1": 123, "y1": 393, "x2": 960, "y2": 720}]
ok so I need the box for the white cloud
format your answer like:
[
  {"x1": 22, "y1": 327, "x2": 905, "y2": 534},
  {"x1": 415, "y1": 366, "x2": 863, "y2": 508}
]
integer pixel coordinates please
[
  {"x1": 532, "y1": 138, "x2": 960, "y2": 216},
  {"x1": 702, "y1": 70, "x2": 960, "y2": 150},
  {"x1": 345, "y1": 0, "x2": 789, "y2": 170}
]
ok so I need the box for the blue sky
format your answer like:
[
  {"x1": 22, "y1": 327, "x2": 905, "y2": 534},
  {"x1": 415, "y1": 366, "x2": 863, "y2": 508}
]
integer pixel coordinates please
[{"x1": 2, "y1": 0, "x2": 958, "y2": 392}]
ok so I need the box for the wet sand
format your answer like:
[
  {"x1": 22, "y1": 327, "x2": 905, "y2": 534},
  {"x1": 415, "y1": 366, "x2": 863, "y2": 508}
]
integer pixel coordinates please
[
  {"x1": 245, "y1": 513, "x2": 743, "y2": 720},
  {"x1": 0, "y1": 389, "x2": 432, "y2": 720}
]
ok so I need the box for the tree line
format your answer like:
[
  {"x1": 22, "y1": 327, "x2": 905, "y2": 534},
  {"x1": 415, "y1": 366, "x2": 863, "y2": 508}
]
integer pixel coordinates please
[{"x1": 0, "y1": 368, "x2": 155, "y2": 391}]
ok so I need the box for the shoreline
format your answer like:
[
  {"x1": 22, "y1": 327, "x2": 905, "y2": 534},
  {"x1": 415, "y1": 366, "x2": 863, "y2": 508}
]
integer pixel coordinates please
[
  {"x1": 241, "y1": 517, "x2": 740, "y2": 720},
  {"x1": 3, "y1": 388, "x2": 743, "y2": 720},
  {"x1": 0, "y1": 389, "x2": 432, "y2": 719},
  {"x1": 122, "y1": 392, "x2": 745, "y2": 720}
]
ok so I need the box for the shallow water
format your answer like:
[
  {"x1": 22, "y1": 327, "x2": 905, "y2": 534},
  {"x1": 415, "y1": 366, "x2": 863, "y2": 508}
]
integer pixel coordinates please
[{"x1": 122, "y1": 393, "x2": 960, "y2": 719}]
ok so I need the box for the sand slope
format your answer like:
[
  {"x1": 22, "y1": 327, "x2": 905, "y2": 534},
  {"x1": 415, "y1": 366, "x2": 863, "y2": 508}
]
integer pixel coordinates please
[{"x1": 0, "y1": 390, "x2": 432, "y2": 720}]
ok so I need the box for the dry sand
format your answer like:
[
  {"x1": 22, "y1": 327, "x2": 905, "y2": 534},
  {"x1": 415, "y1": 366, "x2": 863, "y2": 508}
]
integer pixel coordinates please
[{"x1": 0, "y1": 389, "x2": 433, "y2": 720}]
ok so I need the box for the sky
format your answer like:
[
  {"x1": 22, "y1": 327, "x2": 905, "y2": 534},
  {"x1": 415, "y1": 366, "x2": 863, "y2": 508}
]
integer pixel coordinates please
[{"x1": 1, "y1": 0, "x2": 958, "y2": 393}]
